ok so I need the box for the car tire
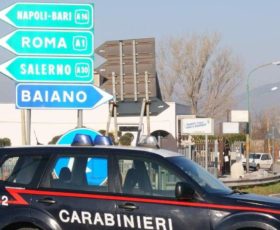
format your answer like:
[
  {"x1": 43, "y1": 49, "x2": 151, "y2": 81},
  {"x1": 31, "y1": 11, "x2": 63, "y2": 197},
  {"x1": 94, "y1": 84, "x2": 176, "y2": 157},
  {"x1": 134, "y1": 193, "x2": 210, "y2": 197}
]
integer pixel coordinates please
[{"x1": 256, "y1": 164, "x2": 260, "y2": 171}]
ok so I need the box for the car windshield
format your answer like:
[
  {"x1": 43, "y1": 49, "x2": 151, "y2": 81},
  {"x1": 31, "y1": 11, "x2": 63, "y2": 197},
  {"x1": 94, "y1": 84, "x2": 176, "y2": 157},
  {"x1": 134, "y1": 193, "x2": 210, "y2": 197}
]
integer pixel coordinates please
[
  {"x1": 168, "y1": 156, "x2": 232, "y2": 194},
  {"x1": 249, "y1": 154, "x2": 261, "y2": 159}
]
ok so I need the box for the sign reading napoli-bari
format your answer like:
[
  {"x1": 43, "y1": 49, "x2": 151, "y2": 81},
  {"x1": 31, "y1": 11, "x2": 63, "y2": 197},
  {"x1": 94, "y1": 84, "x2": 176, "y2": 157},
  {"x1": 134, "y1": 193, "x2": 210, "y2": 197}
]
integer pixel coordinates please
[
  {"x1": 0, "y1": 3, "x2": 93, "y2": 30},
  {"x1": 0, "y1": 57, "x2": 93, "y2": 83},
  {"x1": 0, "y1": 29, "x2": 94, "y2": 56},
  {"x1": 16, "y1": 84, "x2": 113, "y2": 109}
]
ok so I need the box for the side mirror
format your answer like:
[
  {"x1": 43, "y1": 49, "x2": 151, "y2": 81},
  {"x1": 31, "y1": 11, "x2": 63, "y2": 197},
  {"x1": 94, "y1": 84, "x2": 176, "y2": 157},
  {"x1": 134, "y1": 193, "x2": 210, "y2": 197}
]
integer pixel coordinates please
[{"x1": 175, "y1": 182, "x2": 195, "y2": 201}]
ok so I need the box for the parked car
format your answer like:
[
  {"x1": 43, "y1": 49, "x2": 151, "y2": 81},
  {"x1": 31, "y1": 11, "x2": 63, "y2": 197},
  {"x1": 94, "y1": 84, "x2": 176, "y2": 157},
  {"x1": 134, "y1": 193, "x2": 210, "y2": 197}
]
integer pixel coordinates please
[{"x1": 242, "y1": 153, "x2": 273, "y2": 170}]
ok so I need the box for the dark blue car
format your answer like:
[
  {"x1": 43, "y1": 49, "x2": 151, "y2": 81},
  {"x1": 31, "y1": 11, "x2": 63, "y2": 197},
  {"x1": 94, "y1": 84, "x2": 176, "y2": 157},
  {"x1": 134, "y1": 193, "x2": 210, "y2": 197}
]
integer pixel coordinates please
[{"x1": 0, "y1": 145, "x2": 279, "y2": 230}]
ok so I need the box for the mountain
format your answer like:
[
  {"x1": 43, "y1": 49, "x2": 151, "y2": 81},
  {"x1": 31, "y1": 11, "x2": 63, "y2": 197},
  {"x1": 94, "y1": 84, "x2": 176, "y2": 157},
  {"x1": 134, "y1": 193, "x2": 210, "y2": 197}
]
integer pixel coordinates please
[{"x1": 236, "y1": 81, "x2": 280, "y2": 113}]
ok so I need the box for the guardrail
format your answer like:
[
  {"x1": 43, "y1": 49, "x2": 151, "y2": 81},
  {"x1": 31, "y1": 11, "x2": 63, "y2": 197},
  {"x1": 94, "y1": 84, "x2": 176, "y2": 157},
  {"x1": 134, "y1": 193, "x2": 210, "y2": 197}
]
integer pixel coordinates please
[{"x1": 220, "y1": 173, "x2": 280, "y2": 188}]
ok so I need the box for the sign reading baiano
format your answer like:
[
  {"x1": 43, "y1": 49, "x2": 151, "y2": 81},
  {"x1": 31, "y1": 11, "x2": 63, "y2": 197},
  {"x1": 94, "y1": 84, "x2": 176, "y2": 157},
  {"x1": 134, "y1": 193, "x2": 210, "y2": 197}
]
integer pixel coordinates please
[{"x1": 16, "y1": 83, "x2": 113, "y2": 109}]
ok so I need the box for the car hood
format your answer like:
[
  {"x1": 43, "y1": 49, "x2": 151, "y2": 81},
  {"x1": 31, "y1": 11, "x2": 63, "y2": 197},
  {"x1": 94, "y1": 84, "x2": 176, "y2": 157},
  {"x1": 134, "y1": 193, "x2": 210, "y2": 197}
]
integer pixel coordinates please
[{"x1": 221, "y1": 192, "x2": 280, "y2": 209}]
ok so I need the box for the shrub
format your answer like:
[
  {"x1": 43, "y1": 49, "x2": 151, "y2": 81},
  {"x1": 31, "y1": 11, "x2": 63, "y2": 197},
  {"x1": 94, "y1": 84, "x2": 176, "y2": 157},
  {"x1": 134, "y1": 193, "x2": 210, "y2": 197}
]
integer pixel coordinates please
[{"x1": 0, "y1": 138, "x2": 11, "y2": 147}]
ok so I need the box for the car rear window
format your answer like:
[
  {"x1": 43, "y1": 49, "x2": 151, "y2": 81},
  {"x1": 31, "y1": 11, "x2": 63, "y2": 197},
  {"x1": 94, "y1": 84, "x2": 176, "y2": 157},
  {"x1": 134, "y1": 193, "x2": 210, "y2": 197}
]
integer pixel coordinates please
[
  {"x1": 0, "y1": 155, "x2": 48, "y2": 186},
  {"x1": 253, "y1": 154, "x2": 261, "y2": 159}
]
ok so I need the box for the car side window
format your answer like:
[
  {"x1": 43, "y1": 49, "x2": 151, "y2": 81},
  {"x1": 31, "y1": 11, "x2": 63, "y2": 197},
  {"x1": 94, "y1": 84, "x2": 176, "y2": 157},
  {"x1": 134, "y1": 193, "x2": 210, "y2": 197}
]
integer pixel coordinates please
[
  {"x1": 0, "y1": 155, "x2": 48, "y2": 185},
  {"x1": 41, "y1": 155, "x2": 109, "y2": 192},
  {"x1": 118, "y1": 157, "x2": 183, "y2": 198},
  {"x1": 261, "y1": 155, "x2": 267, "y2": 160}
]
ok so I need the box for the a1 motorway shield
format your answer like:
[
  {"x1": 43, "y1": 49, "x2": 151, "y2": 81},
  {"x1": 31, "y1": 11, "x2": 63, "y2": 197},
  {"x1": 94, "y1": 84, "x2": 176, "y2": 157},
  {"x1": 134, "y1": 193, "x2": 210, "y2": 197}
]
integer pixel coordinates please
[
  {"x1": 0, "y1": 3, "x2": 94, "y2": 30},
  {"x1": 0, "y1": 57, "x2": 93, "y2": 83},
  {"x1": 0, "y1": 29, "x2": 94, "y2": 56},
  {"x1": 16, "y1": 83, "x2": 113, "y2": 109}
]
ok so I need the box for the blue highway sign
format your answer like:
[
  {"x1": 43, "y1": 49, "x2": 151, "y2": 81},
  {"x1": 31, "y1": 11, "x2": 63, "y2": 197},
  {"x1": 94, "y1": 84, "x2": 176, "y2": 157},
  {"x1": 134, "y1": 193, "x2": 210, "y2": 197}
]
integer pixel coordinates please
[{"x1": 16, "y1": 83, "x2": 113, "y2": 109}]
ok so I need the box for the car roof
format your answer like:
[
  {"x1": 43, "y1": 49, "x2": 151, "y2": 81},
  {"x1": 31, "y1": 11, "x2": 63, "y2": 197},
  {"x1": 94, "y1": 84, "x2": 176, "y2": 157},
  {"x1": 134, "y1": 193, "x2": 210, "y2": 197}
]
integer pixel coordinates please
[
  {"x1": 0, "y1": 145, "x2": 182, "y2": 158},
  {"x1": 251, "y1": 152, "x2": 271, "y2": 155}
]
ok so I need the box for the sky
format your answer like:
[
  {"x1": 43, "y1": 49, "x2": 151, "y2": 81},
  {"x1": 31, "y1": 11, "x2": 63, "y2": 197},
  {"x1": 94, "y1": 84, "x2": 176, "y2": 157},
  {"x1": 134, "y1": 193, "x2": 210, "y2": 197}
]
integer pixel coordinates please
[{"x1": 1, "y1": 0, "x2": 280, "y2": 106}]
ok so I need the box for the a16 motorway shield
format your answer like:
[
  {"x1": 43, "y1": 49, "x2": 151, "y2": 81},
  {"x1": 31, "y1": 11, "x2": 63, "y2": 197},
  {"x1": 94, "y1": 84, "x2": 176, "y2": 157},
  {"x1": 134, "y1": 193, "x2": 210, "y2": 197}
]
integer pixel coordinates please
[
  {"x1": 0, "y1": 30, "x2": 94, "y2": 56},
  {"x1": 0, "y1": 57, "x2": 93, "y2": 83},
  {"x1": 16, "y1": 83, "x2": 113, "y2": 109},
  {"x1": 0, "y1": 3, "x2": 94, "y2": 30}
]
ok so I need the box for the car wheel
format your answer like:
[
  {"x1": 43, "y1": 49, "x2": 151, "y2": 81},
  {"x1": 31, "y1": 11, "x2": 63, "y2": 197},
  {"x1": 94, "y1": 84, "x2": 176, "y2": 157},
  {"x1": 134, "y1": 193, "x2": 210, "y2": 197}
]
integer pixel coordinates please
[{"x1": 256, "y1": 164, "x2": 260, "y2": 171}]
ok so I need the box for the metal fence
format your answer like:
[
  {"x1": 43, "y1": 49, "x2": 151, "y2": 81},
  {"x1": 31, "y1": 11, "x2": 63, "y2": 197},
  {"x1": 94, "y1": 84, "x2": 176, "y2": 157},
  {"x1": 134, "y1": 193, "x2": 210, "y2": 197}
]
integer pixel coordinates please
[
  {"x1": 178, "y1": 142, "x2": 220, "y2": 176},
  {"x1": 178, "y1": 141, "x2": 246, "y2": 177}
]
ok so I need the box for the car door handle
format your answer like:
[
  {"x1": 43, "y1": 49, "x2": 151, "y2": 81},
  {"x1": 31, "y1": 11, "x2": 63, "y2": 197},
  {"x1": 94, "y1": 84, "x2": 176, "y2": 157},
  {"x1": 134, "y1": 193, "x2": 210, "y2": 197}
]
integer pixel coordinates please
[
  {"x1": 118, "y1": 203, "x2": 139, "y2": 211},
  {"x1": 36, "y1": 198, "x2": 56, "y2": 205}
]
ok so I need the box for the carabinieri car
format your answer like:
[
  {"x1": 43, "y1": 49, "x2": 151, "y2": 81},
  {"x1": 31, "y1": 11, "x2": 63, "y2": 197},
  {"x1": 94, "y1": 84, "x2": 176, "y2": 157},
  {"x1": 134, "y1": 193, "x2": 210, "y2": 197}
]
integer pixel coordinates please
[{"x1": 0, "y1": 135, "x2": 280, "y2": 230}]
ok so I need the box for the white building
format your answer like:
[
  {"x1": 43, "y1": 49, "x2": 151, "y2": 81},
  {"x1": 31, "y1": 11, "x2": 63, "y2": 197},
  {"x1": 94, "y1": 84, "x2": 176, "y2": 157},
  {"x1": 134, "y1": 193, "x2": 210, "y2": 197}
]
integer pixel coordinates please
[{"x1": 0, "y1": 102, "x2": 191, "y2": 149}]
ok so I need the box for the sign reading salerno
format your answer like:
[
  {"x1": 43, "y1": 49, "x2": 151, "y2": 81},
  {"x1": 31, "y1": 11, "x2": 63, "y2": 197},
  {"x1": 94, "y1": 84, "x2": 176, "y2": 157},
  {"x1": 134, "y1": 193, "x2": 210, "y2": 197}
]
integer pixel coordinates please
[{"x1": 0, "y1": 57, "x2": 93, "y2": 83}]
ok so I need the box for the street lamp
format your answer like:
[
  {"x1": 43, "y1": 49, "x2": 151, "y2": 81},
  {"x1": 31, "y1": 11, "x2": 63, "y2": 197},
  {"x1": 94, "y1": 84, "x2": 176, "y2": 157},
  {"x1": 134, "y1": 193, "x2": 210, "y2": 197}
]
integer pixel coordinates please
[
  {"x1": 271, "y1": 86, "x2": 278, "y2": 92},
  {"x1": 246, "y1": 61, "x2": 280, "y2": 173}
]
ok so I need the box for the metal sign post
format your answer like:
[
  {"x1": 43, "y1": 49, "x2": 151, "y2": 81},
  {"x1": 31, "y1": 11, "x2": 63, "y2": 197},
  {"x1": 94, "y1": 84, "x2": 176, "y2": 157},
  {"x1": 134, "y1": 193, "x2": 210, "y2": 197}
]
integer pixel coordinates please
[
  {"x1": 21, "y1": 110, "x2": 26, "y2": 145},
  {"x1": 26, "y1": 109, "x2": 31, "y2": 145},
  {"x1": 77, "y1": 110, "x2": 83, "y2": 128},
  {"x1": 205, "y1": 134, "x2": 208, "y2": 171},
  {"x1": 145, "y1": 71, "x2": 150, "y2": 135},
  {"x1": 132, "y1": 40, "x2": 138, "y2": 102},
  {"x1": 106, "y1": 72, "x2": 118, "y2": 142}
]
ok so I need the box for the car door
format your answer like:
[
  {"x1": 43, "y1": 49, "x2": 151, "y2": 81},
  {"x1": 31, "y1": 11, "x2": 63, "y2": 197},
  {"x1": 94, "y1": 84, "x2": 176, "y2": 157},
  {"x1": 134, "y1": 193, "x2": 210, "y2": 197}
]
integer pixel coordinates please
[
  {"x1": 31, "y1": 149, "x2": 117, "y2": 230},
  {"x1": 267, "y1": 154, "x2": 273, "y2": 169},
  {"x1": 114, "y1": 153, "x2": 211, "y2": 230},
  {"x1": 0, "y1": 150, "x2": 51, "y2": 229},
  {"x1": 260, "y1": 154, "x2": 268, "y2": 169}
]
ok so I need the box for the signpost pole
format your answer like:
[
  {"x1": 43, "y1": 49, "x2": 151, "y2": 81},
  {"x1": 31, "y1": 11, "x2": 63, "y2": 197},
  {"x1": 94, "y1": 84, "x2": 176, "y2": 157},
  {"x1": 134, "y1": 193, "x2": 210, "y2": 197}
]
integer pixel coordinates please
[
  {"x1": 77, "y1": 110, "x2": 83, "y2": 128},
  {"x1": 205, "y1": 134, "x2": 208, "y2": 171},
  {"x1": 136, "y1": 98, "x2": 146, "y2": 145},
  {"x1": 214, "y1": 139, "x2": 218, "y2": 177},
  {"x1": 112, "y1": 72, "x2": 118, "y2": 142},
  {"x1": 145, "y1": 71, "x2": 150, "y2": 135},
  {"x1": 119, "y1": 41, "x2": 124, "y2": 101},
  {"x1": 133, "y1": 40, "x2": 138, "y2": 101},
  {"x1": 21, "y1": 110, "x2": 26, "y2": 145},
  {"x1": 26, "y1": 109, "x2": 31, "y2": 145},
  {"x1": 106, "y1": 103, "x2": 113, "y2": 136}
]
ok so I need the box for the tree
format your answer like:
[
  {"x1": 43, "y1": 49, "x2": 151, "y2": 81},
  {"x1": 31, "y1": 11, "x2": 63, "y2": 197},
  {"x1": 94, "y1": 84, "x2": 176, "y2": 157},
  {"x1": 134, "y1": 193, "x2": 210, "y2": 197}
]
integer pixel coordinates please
[
  {"x1": 119, "y1": 132, "x2": 134, "y2": 146},
  {"x1": 98, "y1": 130, "x2": 121, "y2": 145},
  {"x1": 48, "y1": 135, "x2": 62, "y2": 145},
  {"x1": 200, "y1": 48, "x2": 242, "y2": 119},
  {"x1": 157, "y1": 39, "x2": 179, "y2": 101},
  {"x1": 157, "y1": 33, "x2": 242, "y2": 119},
  {"x1": 0, "y1": 138, "x2": 11, "y2": 147},
  {"x1": 251, "y1": 108, "x2": 280, "y2": 140}
]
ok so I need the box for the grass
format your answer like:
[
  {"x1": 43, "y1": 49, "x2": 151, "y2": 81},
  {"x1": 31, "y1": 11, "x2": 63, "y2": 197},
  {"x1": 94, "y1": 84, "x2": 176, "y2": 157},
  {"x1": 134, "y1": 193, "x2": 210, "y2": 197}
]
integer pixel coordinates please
[{"x1": 240, "y1": 182, "x2": 280, "y2": 195}]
